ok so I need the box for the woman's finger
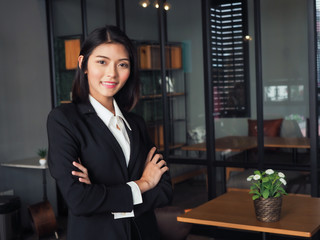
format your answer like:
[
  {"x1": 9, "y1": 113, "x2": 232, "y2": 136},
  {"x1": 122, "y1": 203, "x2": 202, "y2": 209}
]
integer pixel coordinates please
[
  {"x1": 73, "y1": 161, "x2": 88, "y2": 174},
  {"x1": 146, "y1": 147, "x2": 157, "y2": 163},
  {"x1": 79, "y1": 177, "x2": 91, "y2": 184},
  {"x1": 72, "y1": 171, "x2": 87, "y2": 178},
  {"x1": 71, "y1": 161, "x2": 91, "y2": 184},
  {"x1": 157, "y1": 159, "x2": 167, "y2": 168}
]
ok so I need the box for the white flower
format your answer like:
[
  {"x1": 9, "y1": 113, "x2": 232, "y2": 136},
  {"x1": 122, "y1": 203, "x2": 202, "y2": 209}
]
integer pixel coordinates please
[
  {"x1": 247, "y1": 175, "x2": 254, "y2": 181},
  {"x1": 278, "y1": 172, "x2": 285, "y2": 178},
  {"x1": 253, "y1": 174, "x2": 261, "y2": 180},
  {"x1": 280, "y1": 178, "x2": 287, "y2": 185},
  {"x1": 265, "y1": 169, "x2": 274, "y2": 175}
]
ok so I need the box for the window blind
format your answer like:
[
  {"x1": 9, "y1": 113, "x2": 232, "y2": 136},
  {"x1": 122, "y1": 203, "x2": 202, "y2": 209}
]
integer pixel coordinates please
[{"x1": 210, "y1": 0, "x2": 250, "y2": 118}]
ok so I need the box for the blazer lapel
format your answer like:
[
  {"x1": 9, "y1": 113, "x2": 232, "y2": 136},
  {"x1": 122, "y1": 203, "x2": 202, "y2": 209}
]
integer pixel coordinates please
[
  {"x1": 125, "y1": 114, "x2": 141, "y2": 174},
  {"x1": 77, "y1": 102, "x2": 129, "y2": 180}
]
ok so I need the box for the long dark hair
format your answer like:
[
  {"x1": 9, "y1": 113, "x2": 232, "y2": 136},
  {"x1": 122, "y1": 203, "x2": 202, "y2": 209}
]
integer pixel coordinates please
[{"x1": 72, "y1": 25, "x2": 140, "y2": 111}]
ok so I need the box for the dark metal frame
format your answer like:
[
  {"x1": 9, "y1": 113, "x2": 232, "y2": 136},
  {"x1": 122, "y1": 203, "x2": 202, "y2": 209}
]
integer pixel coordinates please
[
  {"x1": 253, "y1": 0, "x2": 265, "y2": 170},
  {"x1": 115, "y1": 0, "x2": 125, "y2": 32},
  {"x1": 202, "y1": 0, "x2": 217, "y2": 199},
  {"x1": 45, "y1": 0, "x2": 56, "y2": 109},
  {"x1": 308, "y1": 0, "x2": 319, "y2": 197},
  {"x1": 158, "y1": 0, "x2": 170, "y2": 161},
  {"x1": 80, "y1": 0, "x2": 88, "y2": 39}
]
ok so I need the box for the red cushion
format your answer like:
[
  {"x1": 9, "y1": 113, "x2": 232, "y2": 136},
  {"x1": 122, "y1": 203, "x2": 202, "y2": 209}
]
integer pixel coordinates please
[{"x1": 248, "y1": 119, "x2": 283, "y2": 137}]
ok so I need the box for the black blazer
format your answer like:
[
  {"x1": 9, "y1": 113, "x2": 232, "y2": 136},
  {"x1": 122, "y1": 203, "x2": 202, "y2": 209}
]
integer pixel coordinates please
[{"x1": 47, "y1": 102, "x2": 173, "y2": 240}]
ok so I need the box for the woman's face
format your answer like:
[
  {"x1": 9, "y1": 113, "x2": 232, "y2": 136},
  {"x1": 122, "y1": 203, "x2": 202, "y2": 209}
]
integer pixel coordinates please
[{"x1": 80, "y1": 43, "x2": 130, "y2": 105}]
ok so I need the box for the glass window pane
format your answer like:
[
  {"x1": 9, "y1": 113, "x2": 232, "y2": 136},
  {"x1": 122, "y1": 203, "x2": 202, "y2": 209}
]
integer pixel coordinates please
[
  {"x1": 261, "y1": 0, "x2": 310, "y2": 175},
  {"x1": 87, "y1": 0, "x2": 116, "y2": 33},
  {"x1": 167, "y1": 0, "x2": 207, "y2": 207},
  {"x1": 125, "y1": 0, "x2": 158, "y2": 41},
  {"x1": 53, "y1": 0, "x2": 82, "y2": 36}
]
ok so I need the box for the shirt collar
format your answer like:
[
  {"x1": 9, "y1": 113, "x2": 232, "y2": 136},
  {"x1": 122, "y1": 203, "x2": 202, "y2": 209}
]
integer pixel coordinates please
[
  {"x1": 113, "y1": 99, "x2": 131, "y2": 131},
  {"x1": 89, "y1": 95, "x2": 131, "y2": 131}
]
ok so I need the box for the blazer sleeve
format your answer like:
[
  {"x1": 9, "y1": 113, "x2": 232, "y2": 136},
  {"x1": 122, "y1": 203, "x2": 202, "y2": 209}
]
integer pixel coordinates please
[
  {"x1": 130, "y1": 114, "x2": 173, "y2": 217},
  {"x1": 47, "y1": 107, "x2": 134, "y2": 216}
]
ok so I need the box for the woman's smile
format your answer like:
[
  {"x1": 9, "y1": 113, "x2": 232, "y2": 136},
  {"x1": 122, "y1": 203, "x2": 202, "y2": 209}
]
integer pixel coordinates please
[{"x1": 100, "y1": 81, "x2": 118, "y2": 88}]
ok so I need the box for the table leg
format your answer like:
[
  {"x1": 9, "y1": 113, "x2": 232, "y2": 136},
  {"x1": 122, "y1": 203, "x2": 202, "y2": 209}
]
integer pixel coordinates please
[
  {"x1": 292, "y1": 148, "x2": 297, "y2": 164},
  {"x1": 244, "y1": 150, "x2": 248, "y2": 162},
  {"x1": 262, "y1": 232, "x2": 268, "y2": 240},
  {"x1": 42, "y1": 169, "x2": 47, "y2": 201}
]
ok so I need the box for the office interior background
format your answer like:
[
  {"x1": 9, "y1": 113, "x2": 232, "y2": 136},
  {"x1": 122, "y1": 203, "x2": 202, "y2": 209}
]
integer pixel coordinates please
[{"x1": 1, "y1": 0, "x2": 320, "y2": 234}]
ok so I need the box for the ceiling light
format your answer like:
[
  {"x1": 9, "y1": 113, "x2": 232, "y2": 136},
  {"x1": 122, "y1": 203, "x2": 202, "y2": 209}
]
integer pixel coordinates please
[
  {"x1": 153, "y1": 0, "x2": 159, "y2": 8},
  {"x1": 139, "y1": 0, "x2": 150, "y2": 8},
  {"x1": 164, "y1": 2, "x2": 171, "y2": 11},
  {"x1": 140, "y1": 0, "x2": 171, "y2": 10}
]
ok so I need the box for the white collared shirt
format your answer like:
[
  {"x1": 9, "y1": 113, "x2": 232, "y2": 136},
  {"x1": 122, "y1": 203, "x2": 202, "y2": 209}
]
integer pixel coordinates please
[{"x1": 89, "y1": 95, "x2": 142, "y2": 219}]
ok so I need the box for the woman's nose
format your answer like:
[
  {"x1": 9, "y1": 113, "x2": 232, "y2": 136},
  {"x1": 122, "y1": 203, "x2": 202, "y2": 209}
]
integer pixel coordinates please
[{"x1": 106, "y1": 63, "x2": 117, "y2": 77}]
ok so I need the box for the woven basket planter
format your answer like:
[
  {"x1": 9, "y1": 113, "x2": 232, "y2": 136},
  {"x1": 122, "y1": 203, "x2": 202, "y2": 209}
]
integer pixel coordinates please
[{"x1": 253, "y1": 197, "x2": 282, "y2": 222}]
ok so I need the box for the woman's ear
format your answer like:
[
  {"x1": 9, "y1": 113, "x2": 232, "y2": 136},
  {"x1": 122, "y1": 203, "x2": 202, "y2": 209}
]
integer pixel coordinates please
[{"x1": 78, "y1": 55, "x2": 84, "y2": 70}]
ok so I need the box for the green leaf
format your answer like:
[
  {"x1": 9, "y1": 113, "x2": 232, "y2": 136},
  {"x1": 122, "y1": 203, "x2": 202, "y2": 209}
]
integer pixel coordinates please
[
  {"x1": 254, "y1": 170, "x2": 261, "y2": 175},
  {"x1": 252, "y1": 195, "x2": 260, "y2": 200},
  {"x1": 278, "y1": 187, "x2": 287, "y2": 194},
  {"x1": 262, "y1": 184, "x2": 270, "y2": 190},
  {"x1": 249, "y1": 190, "x2": 260, "y2": 195},
  {"x1": 262, "y1": 189, "x2": 270, "y2": 199},
  {"x1": 262, "y1": 177, "x2": 269, "y2": 183},
  {"x1": 274, "y1": 192, "x2": 281, "y2": 197}
]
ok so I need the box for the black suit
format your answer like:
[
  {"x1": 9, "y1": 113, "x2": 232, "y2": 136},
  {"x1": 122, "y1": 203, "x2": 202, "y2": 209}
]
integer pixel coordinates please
[{"x1": 47, "y1": 102, "x2": 173, "y2": 240}]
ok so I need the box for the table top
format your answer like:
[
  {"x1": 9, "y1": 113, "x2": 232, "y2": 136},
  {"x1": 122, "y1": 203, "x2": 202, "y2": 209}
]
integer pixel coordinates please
[
  {"x1": 1, "y1": 157, "x2": 48, "y2": 169},
  {"x1": 177, "y1": 191, "x2": 320, "y2": 238},
  {"x1": 181, "y1": 136, "x2": 310, "y2": 152},
  {"x1": 264, "y1": 137, "x2": 310, "y2": 149}
]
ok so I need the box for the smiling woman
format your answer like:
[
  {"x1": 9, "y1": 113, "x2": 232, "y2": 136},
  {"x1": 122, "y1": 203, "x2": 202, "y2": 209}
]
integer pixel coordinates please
[
  {"x1": 47, "y1": 25, "x2": 172, "y2": 240},
  {"x1": 78, "y1": 43, "x2": 131, "y2": 113}
]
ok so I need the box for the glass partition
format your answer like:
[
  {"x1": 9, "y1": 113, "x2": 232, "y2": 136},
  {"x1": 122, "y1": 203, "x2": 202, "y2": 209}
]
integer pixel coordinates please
[
  {"x1": 260, "y1": 0, "x2": 310, "y2": 173},
  {"x1": 125, "y1": 1, "x2": 162, "y2": 151},
  {"x1": 87, "y1": 0, "x2": 116, "y2": 33},
  {"x1": 209, "y1": 0, "x2": 258, "y2": 194},
  {"x1": 125, "y1": 0, "x2": 158, "y2": 41},
  {"x1": 52, "y1": 0, "x2": 117, "y2": 105},
  {"x1": 166, "y1": 0, "x2": 208, "y2": 206}
]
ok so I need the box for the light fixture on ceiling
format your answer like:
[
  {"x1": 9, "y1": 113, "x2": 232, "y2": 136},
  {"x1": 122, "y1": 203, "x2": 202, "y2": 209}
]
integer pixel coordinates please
[
  {"x1": 153, "y1": 0, "x2": 159, "y2": 8},
  {"x1": 140, "y1": 0, "x2": 171, "y2": 11},
  {"x1": 163, "y1": 2, "x2": 171, "y2": 10},
  {"x1": 139, "y1": 0, "x2": 150, "y2": 8}
]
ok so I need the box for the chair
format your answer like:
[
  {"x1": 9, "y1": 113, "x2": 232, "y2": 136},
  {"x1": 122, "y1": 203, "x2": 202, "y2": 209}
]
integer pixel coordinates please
[{"x1": 154, "y1": 206, "x2": 192, "y2": 240}]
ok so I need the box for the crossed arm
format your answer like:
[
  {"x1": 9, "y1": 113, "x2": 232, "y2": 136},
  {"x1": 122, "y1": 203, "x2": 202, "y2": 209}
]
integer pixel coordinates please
[{"x1": 72, "y1": 147, "x2": 168, "y2": 194}]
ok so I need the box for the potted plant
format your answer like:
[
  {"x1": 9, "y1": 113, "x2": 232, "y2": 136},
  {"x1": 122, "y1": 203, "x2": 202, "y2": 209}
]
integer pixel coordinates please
[
  {"x1": 247, "y1": 169, "x2": 287, "y2": 222},
  {"x1": 37, "y1": 148, "x2": 47, "y2": 166}
]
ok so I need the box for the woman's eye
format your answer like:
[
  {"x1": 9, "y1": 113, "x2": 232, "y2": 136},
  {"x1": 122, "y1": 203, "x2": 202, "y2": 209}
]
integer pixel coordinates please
[
  {"x1": 98, "y1": 60, "x2": 105, "y2": 64},
  {"x1": 119, "y1": 62, "x2": 129, "y2": 68}
]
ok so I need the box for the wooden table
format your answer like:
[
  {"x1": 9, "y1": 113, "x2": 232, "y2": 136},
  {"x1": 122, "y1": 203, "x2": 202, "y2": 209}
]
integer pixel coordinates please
[
  {"x1": 181, "y1": 136, "x2": 310, "y2": 162},
  {"x1": 181, "y1": 136, "x2": 310, "y2": 152},
  {"x1": 177, "y1": 191, "x2": 320, "y2": 239}
]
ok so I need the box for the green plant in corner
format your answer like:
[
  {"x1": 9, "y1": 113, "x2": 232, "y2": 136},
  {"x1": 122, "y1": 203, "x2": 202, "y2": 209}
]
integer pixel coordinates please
[
  {"x1": 247, "y1": 169, "x2": 287, "y2": 200},
  {"x1": 37, "y1": 148, "x2": 47, "y2": 159}
]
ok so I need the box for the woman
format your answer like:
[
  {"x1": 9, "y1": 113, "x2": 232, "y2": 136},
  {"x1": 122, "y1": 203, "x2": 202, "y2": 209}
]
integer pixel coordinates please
[{"x1": 47, "y1": 25, "x2": 173, "y2": 240}]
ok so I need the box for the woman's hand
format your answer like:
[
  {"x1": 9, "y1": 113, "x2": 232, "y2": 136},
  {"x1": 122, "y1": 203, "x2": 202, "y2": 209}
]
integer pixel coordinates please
[
  {"x1": 72, "y1": 160, "x2": 91, "y2": 184},
  {"x1": 135, "y1": 147, "x2": 169, "y2": 194}
]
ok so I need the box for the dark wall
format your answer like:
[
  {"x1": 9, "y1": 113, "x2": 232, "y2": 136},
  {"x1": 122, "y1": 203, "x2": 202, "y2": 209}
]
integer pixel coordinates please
[{"x1": 0, "y1": 0, "x2": 56, "y2": 228}]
